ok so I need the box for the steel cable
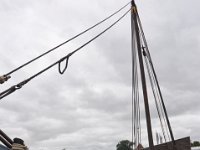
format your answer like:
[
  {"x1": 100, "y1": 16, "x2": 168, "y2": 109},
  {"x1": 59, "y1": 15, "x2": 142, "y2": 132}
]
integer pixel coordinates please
[
  {"x1": 0, "y1": 1, "x2": 131, "y2": 84},
  {"x1": 0, "y1": 8, "x2": 131, "y2": 100}
]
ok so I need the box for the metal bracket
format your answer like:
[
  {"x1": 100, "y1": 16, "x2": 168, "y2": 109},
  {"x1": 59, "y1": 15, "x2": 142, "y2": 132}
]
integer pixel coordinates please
[{"x1": 0, "y1": 75, "x2": 11, "y2": 84}]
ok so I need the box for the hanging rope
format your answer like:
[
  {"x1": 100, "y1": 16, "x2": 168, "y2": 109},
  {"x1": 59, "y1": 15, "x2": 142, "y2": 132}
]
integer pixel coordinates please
[
  {"x1": 0, "y1": 1, "x2": 131, "y2": 84},
  {"x1": 58, "y1": 55, "x2": 70, "y2": 74},
  {"x1": 0, "y1": 8, "x2": 131, "y2": 100},
  {"x1": 131, "y1": 5, "x2": 141, "y2": 149}
]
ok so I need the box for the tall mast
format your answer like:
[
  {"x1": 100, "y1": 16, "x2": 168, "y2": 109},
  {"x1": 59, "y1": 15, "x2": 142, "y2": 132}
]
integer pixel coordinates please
[{"x1": 131, "y1": 0, "x2": 155, "y2": 149}]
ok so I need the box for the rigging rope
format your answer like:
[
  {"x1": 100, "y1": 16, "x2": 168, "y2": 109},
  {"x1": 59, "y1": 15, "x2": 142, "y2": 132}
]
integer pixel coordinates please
[
  {"x1": 131, "y1": 2, "x2": 175, "y2": 148},
  {"x1": 144, "y1": 51, "x2": 171, "y2": 141},
  {"x1": 136, "y1": 11, "x2": 173, "y2": 142},
  {"x1": 131, "y1": 15, "x2": 134, "y2": 146},
  {"x1": 0, "y1": 8, "x2": 131, "y2": 100},
  {"x1": 143, "y1": 51, "x2": 167, "y2": 142},
  {"x1": 136, "y1": 10, "x2": 176, "y2": 149},
  {"x1": 0, "y1": 1, "x2": 131, "y2": 84},
  {"x1": 131, "y1": 7, "x2": 141, "y2": 148}
]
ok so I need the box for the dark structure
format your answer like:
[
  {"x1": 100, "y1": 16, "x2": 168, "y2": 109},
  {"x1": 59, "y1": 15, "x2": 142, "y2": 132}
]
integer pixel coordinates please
[
  {"x1": 130, "y1": 0, "x2": 191, "y2": 150},
  {"x1": 143, "y1": 137, "x2": 191, "y2": 150}
]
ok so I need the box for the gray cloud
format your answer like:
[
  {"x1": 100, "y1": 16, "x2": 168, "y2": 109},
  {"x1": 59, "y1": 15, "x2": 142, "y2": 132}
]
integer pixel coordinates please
[{"x1": 0, "y1": 0, "x2": 200, "y2": 149}]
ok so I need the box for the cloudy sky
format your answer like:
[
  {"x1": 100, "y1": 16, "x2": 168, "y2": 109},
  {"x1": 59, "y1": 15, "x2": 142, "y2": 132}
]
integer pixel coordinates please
[{"x1": 0, "y1": 0, "x2": 200, "y2": 149}]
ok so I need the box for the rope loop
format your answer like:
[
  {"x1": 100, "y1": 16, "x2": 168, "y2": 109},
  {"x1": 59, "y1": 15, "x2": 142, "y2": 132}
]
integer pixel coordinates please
[{"x1": 58, "y1": 56, "x2": 70, "y2": 74}]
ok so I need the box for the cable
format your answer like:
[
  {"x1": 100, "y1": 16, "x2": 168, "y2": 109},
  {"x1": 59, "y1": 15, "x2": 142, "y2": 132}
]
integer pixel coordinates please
[
  {"x1": 145, "y1": 51, "x2": 171, "y2": 141},
  {"x1": 131, "y1": 9, "x2": 141, "y2": 148},
  {"x1": 0, "y1": 1, "x2": 131, "y2": 84},
  {"x1": 136, "y1": 11, "x2": 174, "y2": 139},
  {"x1": 136, "y1": 10, "x2": 176, "y2": 148},
  {"x1": 138, "y1": 16, "x2": 170, "y2": 141},
  {"x1": 144, "y1": 54, "x2": 167, "y2": 142},
  {"x1": 0, "y1": 8, "x2": 131, "y2": 100}
]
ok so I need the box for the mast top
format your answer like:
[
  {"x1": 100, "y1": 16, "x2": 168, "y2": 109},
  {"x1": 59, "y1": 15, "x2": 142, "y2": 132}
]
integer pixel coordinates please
[{"x1": 131, "y1": 0, "x2": 136, "y2": 7}]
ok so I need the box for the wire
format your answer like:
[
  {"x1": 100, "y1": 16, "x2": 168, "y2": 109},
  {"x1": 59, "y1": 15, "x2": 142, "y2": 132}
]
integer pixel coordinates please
[
  {"x1": 0, "y1": 8, "x2": 131, "y2": 100},
  {"x1": 0, "y1": 1, "x2": 131, "y2": 84}
]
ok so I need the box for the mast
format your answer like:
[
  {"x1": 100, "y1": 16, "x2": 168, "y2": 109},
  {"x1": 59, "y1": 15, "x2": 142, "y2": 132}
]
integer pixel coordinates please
[{"x1": 131, "y1": 1, "x2": 155, "y2": 149}]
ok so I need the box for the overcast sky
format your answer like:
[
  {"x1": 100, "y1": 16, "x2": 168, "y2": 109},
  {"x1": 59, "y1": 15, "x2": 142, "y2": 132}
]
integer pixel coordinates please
[{"x1": 0, "y1": 0, "x2": 200, "y2": 150}]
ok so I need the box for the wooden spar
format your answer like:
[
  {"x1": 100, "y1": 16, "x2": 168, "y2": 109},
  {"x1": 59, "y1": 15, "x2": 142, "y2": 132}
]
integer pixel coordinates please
[
  {"x1": 0, "y1": 136, "x2": 12, "y2": 148},
  {"x1": 0, "y1": 129, "x2": 13, "y2": 145},
  {"x1": 131, "y1": 0, "x2": 154, "y2": 149}
]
